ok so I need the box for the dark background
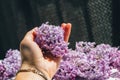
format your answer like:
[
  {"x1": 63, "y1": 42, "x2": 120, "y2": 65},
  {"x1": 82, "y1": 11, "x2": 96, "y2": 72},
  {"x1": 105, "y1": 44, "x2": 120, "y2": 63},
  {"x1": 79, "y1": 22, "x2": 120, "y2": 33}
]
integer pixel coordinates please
[{"x1": 0, "y1": 0, "x2": 120, "y2": 59}]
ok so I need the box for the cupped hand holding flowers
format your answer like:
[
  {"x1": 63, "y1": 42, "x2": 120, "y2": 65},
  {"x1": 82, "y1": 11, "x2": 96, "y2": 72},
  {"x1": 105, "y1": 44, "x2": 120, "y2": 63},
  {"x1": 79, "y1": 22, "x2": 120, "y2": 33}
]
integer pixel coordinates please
[{"x1": 15, "y1": 23, "x2": 71, "y2": 80}]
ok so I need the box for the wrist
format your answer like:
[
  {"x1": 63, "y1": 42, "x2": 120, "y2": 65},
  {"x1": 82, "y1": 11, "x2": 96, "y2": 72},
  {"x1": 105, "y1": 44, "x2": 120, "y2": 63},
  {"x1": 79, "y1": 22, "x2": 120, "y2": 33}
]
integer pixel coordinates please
[
  {"x1": 20, "y1": 63, "x2": 51, "y2": 80},
  {"x1": 20, "y1": 62, "x2": 34, "y2": 70},
  {"x1": 16, "y1": 71, "x2": 45, "y2": 80},
  {"x1": 35, "y1": 67, "x2": 51, "y2": 80}
]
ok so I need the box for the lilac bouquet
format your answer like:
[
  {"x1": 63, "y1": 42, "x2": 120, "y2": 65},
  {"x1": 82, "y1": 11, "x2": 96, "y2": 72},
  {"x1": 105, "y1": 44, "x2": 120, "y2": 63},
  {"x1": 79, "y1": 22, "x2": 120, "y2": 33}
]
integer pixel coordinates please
[
  {"x1": 0, "y1": 49, "x2": 21, "y2": 80},
  {"x1": 35, "y1": 22, "x2": 68, "y2": 57}
]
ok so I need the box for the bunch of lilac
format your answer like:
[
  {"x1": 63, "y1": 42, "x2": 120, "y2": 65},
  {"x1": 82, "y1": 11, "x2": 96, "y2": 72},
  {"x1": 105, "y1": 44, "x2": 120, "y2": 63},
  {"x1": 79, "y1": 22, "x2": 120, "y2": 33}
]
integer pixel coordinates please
[
  {"x1": 0, "y1": 49, "x2": 21, "y2": 80},
  {"x1": 54, "y1": 41, "x2": 120, "y2": 80},
  {"x1": 35, "y1": 22, "x2": 68, "y2": 57}
]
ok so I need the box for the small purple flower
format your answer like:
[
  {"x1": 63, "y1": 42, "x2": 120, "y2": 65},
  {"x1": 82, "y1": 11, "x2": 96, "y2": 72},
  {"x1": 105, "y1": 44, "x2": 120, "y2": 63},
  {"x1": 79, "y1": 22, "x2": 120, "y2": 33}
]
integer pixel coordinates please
[
  {"x1": 0, "y1": 49, "x2": 21, "y2": 80},
  {"x1": 35, "y1": 22, "x2": 68, "y2": 57},
  {"x1": 54, "y1": 42, "x2": 120, "y2": 80}
]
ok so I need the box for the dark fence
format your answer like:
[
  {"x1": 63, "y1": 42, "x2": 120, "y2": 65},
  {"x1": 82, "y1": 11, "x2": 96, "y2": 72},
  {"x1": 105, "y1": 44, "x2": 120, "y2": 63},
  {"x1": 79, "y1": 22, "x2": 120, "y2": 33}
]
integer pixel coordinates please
[{"x1": 0, "y1": 0, "x2": 120, "y2": 59}]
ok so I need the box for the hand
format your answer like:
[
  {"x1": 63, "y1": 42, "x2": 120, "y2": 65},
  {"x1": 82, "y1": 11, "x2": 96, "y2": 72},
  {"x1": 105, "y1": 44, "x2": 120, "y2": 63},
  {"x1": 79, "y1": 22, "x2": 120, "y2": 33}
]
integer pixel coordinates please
[{"x1": 19, "y1": 23, "x2": 71, "y2": 79}]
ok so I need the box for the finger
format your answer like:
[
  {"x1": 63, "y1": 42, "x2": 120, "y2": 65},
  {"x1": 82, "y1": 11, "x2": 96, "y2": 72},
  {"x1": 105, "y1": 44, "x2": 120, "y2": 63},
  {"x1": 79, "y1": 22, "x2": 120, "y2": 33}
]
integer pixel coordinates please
[
  {"x1": 64, "y1": 23, "x2": 72, "y2": 42},
  {"x1": 61, "y1": 23, "x2": 66, "y2": 30},
  {"x1": 25, "y1": 27, "x2": 38, "y2": 41}
]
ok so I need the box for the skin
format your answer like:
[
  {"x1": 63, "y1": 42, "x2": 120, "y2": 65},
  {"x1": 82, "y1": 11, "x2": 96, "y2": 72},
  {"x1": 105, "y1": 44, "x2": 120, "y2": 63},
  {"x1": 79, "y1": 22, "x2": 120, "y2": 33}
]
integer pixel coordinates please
[{"x1": 15, "y1": 23, "x2": 72, "y2": 80}]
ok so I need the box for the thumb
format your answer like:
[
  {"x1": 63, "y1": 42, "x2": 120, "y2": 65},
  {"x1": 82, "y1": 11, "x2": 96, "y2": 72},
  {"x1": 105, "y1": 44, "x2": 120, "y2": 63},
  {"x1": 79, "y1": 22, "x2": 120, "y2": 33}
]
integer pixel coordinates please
[{"x1": 20, "y1": 28, "x2": 44, "y2": 62}]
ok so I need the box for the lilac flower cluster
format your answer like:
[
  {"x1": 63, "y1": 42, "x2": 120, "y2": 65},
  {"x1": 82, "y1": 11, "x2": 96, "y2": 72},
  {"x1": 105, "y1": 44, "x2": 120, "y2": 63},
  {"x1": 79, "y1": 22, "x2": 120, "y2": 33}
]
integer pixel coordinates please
[
  {"x1": 35, "y1": 22, "x2": 68, "y2": 57},
  {"x1": 0, "y1": 49, "x2": 21, "y2": 80},
  {"x1": 54, "y1": 42, "x2": 120, "y2": 80},
  {"x1": 0, "y1": 42, "x2": 120, "y2": 80}
]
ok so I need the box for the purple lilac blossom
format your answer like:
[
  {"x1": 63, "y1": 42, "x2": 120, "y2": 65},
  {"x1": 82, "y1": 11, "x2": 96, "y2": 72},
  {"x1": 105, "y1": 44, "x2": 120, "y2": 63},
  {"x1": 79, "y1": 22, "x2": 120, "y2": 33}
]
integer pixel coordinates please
[
  {"x1": 54, "y1": 42, "x2": 120, "y2": 80},
  {"x1": 75, "y1": 41, "x2": 96, "y2": 53},
  {"x1": 0, "y1": 49, "x2": 21, "y2": 80},
  {"x1": 0, "y1": 61, "x2": 5, "y2": 80},
  {"x1": 0, "y1": 42, "x2": 120, "y2": 79},
  {"x1": 35, "y1": 22, "x2": 68, "y2": 57}
]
